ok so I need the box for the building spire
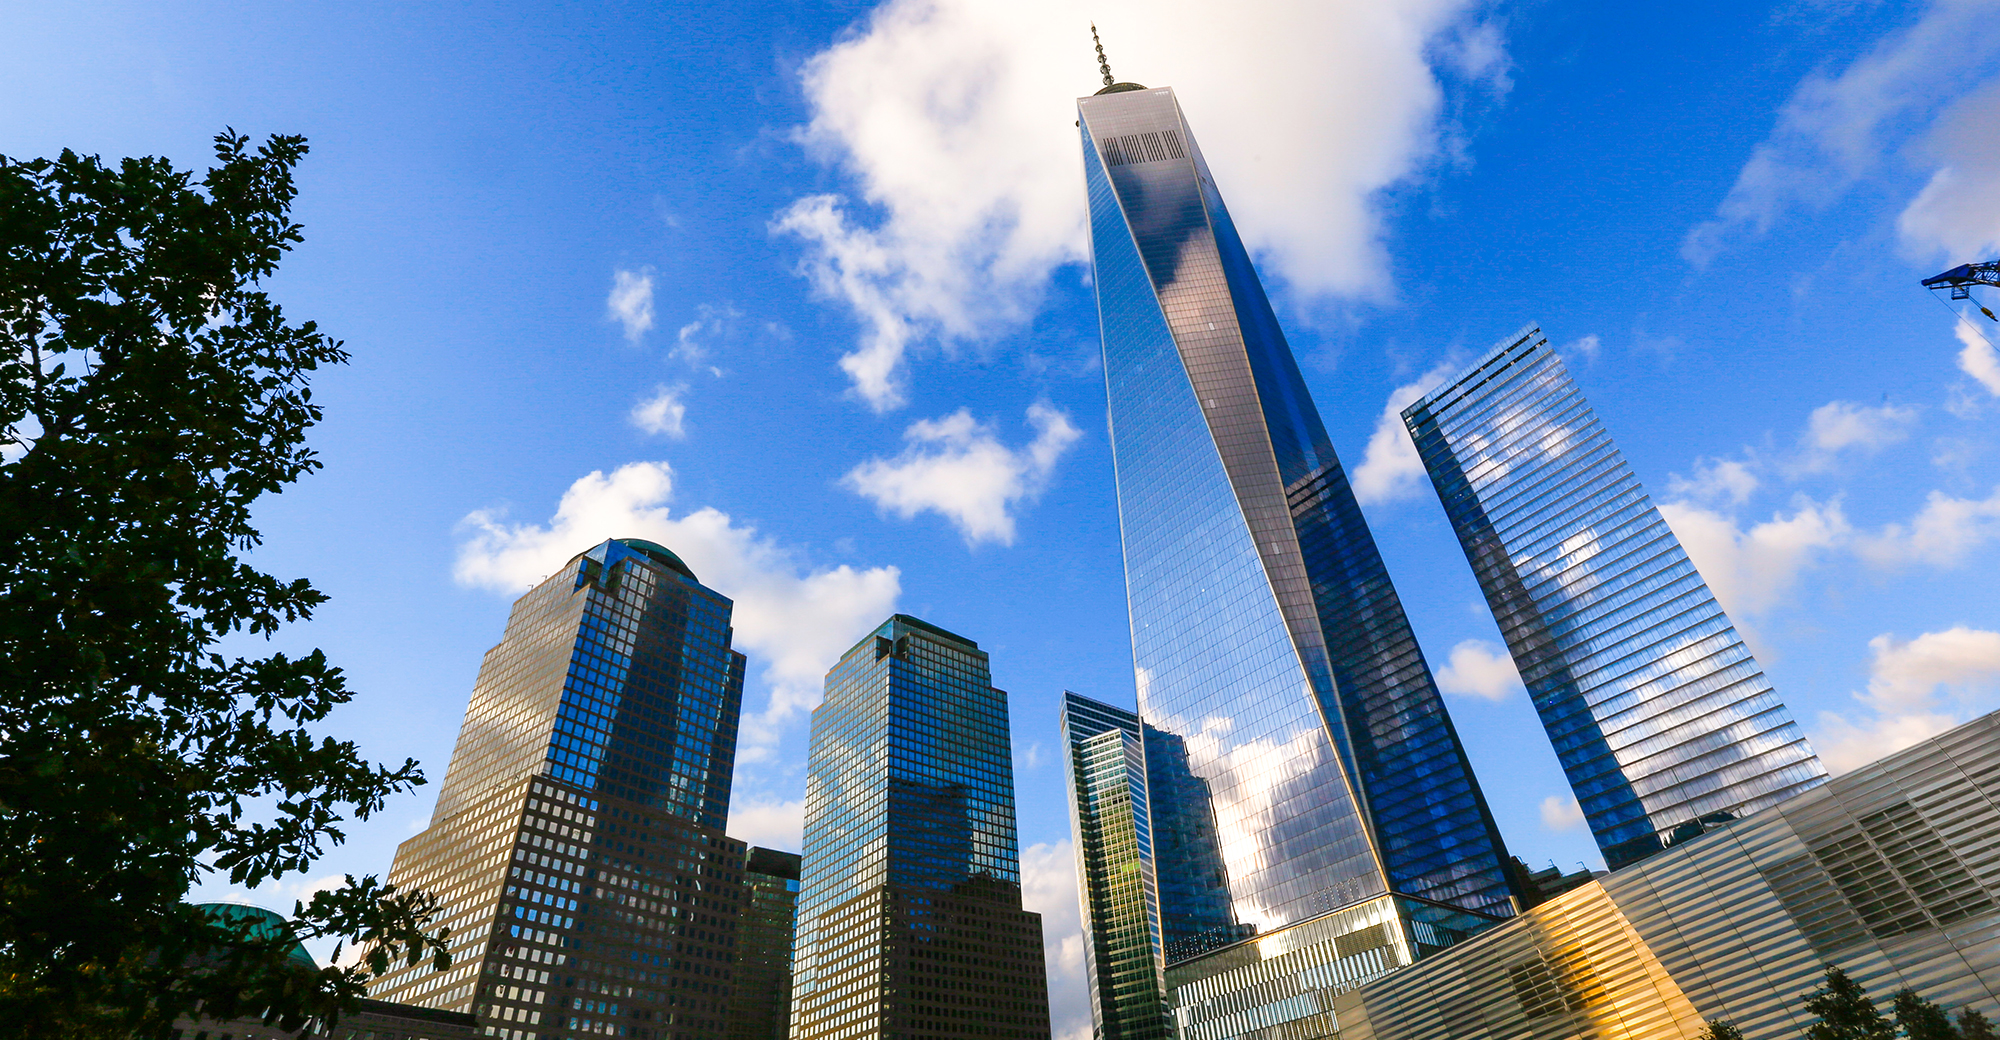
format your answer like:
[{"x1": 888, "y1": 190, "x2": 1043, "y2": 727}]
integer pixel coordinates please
[{"x1": 1092, "y1": 23, "x2": 1115, "y2": 88}]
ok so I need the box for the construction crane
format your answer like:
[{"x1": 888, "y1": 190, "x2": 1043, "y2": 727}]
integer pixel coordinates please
[{"x1": 1923, "y1": 260, "x2": 2000, "y2": 320}]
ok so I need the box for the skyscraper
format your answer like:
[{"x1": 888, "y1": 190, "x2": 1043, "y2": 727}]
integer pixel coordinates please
[
  {"x1": 1059, "y1": 693, "x2": 1171, "y2": 1040},
  {"x1": 791, "y1": 615, "x2": 1050, "y2": 1040},
  {"x1": 1077, "y1": 66, "x2": 1517, "y2": 1037},
  {"x1": 367, "y1": 538, "x2": 754, "y2": 1040},
  {"x1": 1400, "y1": 326, "x2": 1828, "y2": 869},
  {"x1": 729, "y1": 848, "x2": 801, "y2": 1040}
]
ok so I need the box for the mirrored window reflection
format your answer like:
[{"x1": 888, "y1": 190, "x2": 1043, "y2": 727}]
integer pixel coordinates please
[
  {"x1": 1404, "y1": 329, "x2": 1827, "y2": 869},
  {"x1": 1081, "y1": 86, "x2": 1516, "y2": 939}
]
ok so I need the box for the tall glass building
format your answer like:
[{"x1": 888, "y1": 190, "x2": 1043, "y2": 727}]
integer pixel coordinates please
[
  {"x1": 368, "y1": 538, "x2": 755, "y2": 1040},
  {"x1": 1060, "y1": 693, "x2": 1172, "y2": 1040},
  {"x1": 1078, "y1": 76, "x2": 1516, "y2": 1037},
  {"x1": 791, "y1": 615, "x2": 1050, "y2": 1040},
  {"x1": 1400, "y1": 326, "x2": 1828, "y2": 869}
]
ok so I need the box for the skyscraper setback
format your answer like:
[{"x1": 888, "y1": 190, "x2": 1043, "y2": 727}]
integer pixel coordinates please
[
  {"x1": 1076, "y1": 69, "x2": 1516, "y2": 1038},
  {"x1": 791, "y1": 615, "x2": 1051, "y2": 1040},
  {"x1": 1401, "y1": 326, "x2": 1828, "y2": 868},
  {"x1": 367, "y1": 538, "x2": 755, "y2": 1040}
]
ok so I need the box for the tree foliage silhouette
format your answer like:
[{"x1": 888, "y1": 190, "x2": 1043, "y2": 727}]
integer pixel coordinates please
[
  {"x1": 1894, "y1": 988, "x2": 1960, "y2": 1040},
  {"x1": 1697, "y1": 1018, "x2": 1745, "y2": 1040},
  {"x1": 1957, "y1": 1007, "x2": 1999, "y2": 1040},
  {"x1": 1803, "y1": 966, "x2": 1895, "y2": 1040},
  {"x1": 0, "y1": 130, "x2": 446, "y2": 1036}
]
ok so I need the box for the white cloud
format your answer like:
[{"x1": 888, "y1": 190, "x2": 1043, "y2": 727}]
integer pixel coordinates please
[
  {"x1": 630, "y1": 385, "x2": 688, "y2": 439},
  {"x1": 1353, "y1": 363, "x2": 1457, "y2": 505},
  {"x1": 1956, "y1": 317, "x2": 2000, "y2": 396},
  {"x1": 607, "y1": 269, "x2": 656, "y2": 342},
  {"x1": 1814, "y1": 627, "x2": 2000, "y2": 772},
  {"x1": 1563, "y1": 333, "x2": 1602, "y2": 364},
  {"x1": 1869, "y1": 627, "x2": 2000, "y2": 706},
  {"x1": 1432, "y1": 639, "x2": 1522, "y2": 701},
  {"x1": 1855, "y1": 486, "x2": 2000, "y2": 568},
  {"x1": 781, "y1": 0, "x2": 1502, "y2": 408},
  {"x1": 1683, "y1": 3, "x2": 2000, "y2": 264},
  {"x1": 726, "y1": 796, "x2": 805, "y2": 854},
  {"x1": 1539, "y1": 795, "x2": 1585, "y2": 833},
  {"x1": 454, "y1": 462, "x2": 901, "y2": 736},
  {"x1": 1667, "y1": 457, "x2": 1760, "y2": 507},
  {"x1": 1898, "y1": 77, "x2": 2000, "y2": 259},
  {"x1": 1792, "y1": 400, "x2": 1919, "y2": 473},
  {"x1": 1658, "y1": 498, "x2": 1848, "y2": 617},
  {"x1": 1020, "y1": 840, "x2": 1090, "y2": 1040},
  {"x1": 843, "y1": 402, "x2": 1081, "y2": 545},
  {"x1": 1813, "y1": 709, "x2": 1962, "y2": 775},
  {"x1": 674, "y1": 303, "x2": 742, "y2": 367}
]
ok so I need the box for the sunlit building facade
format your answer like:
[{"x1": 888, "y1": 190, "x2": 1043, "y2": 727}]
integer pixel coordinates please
[
  {"x1": 1331, "y1": 711, "x2": 2000, "y2": 1040},
  {"x1": 1401, "y1": 327, "x2": 1827, "y2": 869},
  {"x1": 1060, "y1": 693, "x2": 1172, "y2": 1040},
  {"x1": 368, "y1": 538, "x2": 753, "y2": 1040},
  {"x1": 1077, "y1": 77, "x2": 1518, "y2": 1040},
  {"x1": 791, "y1": 615, "x2": 1050, "y2": 1040}
]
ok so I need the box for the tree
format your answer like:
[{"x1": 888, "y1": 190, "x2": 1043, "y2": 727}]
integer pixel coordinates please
[
  {"x1": 1894, "y1": 989, "x2": 1959, "y2": 1040},
  {"x1": 0, "y1": 131, "x2": 447, "y2": 1036},
  {"x1": 1697, "y1": 1018, "x2": 1745, "y2": 1040},
  {"x1": 1958, "y1": 1008, "x2": 1999, "y2": 1040},
  {"x1": 1803, "y1": 966, "x2": 1895, "y2": 1040}
]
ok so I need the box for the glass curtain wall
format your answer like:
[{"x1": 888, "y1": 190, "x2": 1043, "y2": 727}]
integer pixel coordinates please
[
  {"x1": 792, "y1": 615, "x2": 1051, "y2": 1040},
  {"x1": 1061, "y1": 693, "x2": 1174, "y2": 1040},
  {"x1": 1401, "y1": 326, "x2": 1827, "y2": 868},
  {"x1": 1078, "y1": 83, "x2": 1517, "y2": 939}
]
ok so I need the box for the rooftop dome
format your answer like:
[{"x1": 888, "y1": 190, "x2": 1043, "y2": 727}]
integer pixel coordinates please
[
  {"x1": 196, "y1": 903, "x2": 318, "y2": 970},
  {"x1": 615, "y1": 538, "x2": 698, "y2": 581}
]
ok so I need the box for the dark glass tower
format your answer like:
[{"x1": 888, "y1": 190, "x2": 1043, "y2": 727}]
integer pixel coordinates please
[
  {"x1": 1059, "y1": 693, "x2": 1172, "y2": 1040},
  {"x1": 791, "y1": 615, "x2": 1051, "y2": 1040},
  {"x1": 728, "y1": 847, "x2": 801, "y2": 1040},
  {"x1": 1401, "y1": 326, "x2": 1828, "y2": 869},
  {"x1": 368, "y1": 538, "x2": 753, "y2": 1040},
  {"x1": 1078, "y1": 75, "x2": 1516, "y2": 1040}
]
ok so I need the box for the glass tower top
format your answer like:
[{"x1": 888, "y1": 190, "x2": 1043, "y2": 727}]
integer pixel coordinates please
[
  {"x1": 1401, "y1": 326, "x2": 1828, "y2": 868},
  {"x1": 792, "y1": 614, "x2": 1049, "y2": 1040},
  {"x1": 430, "y1": 536, "x2": 746, "y2": 830},
  {"x1": 1079, "y1": 85, "x2": 1516, "y2": 951}
]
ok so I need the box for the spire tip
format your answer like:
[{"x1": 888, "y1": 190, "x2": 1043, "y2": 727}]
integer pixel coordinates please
[{"x1": 1091, "y1": 22, "x2": 1115, "y2": 88}]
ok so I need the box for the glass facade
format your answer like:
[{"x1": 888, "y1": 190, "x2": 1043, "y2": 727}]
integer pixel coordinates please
[
  {"x1": 430, "y1": 538, "x2": 745, "y2": 831},
  {"x1": 792, "y1": 615, "x2": 1051, "y2": 1040},
  {"x1": 1078, "y1": 84, "x2": 1516, "y2": 950},
  {"x1": 1401, "y1": 327, "x2": 1828, "y2": 869},
  {"x1": 369, "y1": 538, "x2": 755, "y2": 1040},
  {"x1": 1060, "y1": 693, "x2": 1174, "y2": 1040}
]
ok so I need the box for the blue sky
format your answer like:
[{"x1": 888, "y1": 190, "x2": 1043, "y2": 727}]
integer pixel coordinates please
[{"x1": 9, "y1": 2, "x2": 2000, "y2": 1034}]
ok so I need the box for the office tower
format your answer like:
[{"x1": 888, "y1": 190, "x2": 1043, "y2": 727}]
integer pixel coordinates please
[
  {"x1": 791, "y1": 615, "x2": 1051, "y2": 1040},
  {"x1": 366, "y1": 538, "x2": 753, "y2": 1040},
  {"x1": 728, "y1": 848, "x2": 801, "y2": 1040},
  {"x1": 1059, "y1": 694, "x2": 1172, "y2": 1040},
  {"x1": 1315, "y1": 711, "x2": 2000, "y2": 1040},
  {"x1": 1401, "y1": 327, "x2": 1827, "y2": 869},
  {"x1": 1076, "y1": 68, "x2": 1515, "y2": 1035}
]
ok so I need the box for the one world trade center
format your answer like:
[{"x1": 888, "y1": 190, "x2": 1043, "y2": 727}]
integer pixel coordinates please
[{"x1": 1074, "y1": 54, "x2": 1518, "y2": 1040}]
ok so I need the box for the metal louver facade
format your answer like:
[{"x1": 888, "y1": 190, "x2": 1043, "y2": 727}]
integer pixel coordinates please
[{"x1": 1331, "y1": 711, "x2": 2000, "y2": 1040}]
